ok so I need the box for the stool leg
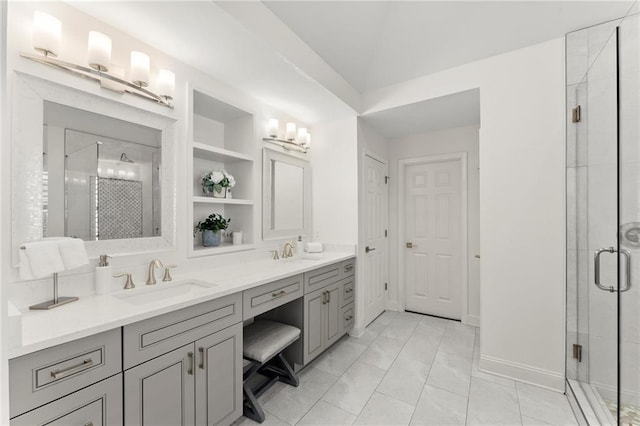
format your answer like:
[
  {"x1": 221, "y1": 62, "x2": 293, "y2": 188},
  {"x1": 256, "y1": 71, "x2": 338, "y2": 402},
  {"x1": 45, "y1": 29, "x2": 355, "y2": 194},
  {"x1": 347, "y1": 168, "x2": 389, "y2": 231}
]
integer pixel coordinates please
[
  {"x1": 243, "y1": 381, "x2": 265, "y2": 423},
  {"x1": 275, "y1": 353, "x2": 299, "y2": 387}
]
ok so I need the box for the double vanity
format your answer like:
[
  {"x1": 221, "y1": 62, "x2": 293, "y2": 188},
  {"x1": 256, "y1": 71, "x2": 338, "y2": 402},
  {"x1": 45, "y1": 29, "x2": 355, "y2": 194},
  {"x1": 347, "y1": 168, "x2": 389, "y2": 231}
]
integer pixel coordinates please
[{"x1": 8, "y1": 253, "x2": 356, "y2": 425}]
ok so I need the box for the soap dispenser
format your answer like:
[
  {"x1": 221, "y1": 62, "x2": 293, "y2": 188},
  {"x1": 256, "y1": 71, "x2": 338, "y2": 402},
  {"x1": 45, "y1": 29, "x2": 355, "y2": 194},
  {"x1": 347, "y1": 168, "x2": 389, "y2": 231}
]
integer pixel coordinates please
[
  {"x1": 295, "y1": 235, "x2": 304, "y2": 256},
  {"x1": 95, "y1": 254, "x2": 112, "y2": 295}
]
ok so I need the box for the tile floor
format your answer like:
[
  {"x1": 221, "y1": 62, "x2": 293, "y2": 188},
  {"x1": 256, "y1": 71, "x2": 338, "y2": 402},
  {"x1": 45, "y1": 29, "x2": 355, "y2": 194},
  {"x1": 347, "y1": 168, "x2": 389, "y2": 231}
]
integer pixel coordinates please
[{"x1": 237, "y1": 311, "x2": 578, "y2": 426}]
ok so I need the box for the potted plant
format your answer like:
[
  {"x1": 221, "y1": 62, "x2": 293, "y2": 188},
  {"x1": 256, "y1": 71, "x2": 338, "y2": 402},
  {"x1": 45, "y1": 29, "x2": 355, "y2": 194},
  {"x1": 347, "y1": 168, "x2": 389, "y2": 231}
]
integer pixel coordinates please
[
  {"x1": 202, "y1": 170, "x2": 236, "y2": 198},
  {"x1": 194, "y1": 213, "x2": 231, "y2": 247}
]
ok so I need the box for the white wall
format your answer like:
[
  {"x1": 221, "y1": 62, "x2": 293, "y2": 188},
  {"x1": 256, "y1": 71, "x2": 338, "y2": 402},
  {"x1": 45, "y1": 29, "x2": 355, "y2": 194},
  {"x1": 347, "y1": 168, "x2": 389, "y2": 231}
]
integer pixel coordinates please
[
  {"x1": 364, "y1": 39, "x2": 567, "y2": 391},
  {"x1": 311, "y1": 116, "x2": 358, "y2": 246},
  {"x1": 387, "y1": 125, "x2": 480, "y2": 326}
]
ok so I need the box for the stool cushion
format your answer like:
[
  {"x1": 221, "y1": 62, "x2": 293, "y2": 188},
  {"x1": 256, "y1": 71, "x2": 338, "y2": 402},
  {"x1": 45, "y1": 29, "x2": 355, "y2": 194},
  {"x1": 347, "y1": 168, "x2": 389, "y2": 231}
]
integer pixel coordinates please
[{"x1": 243, "y1": 320, "x2": 301, "y2": 363}]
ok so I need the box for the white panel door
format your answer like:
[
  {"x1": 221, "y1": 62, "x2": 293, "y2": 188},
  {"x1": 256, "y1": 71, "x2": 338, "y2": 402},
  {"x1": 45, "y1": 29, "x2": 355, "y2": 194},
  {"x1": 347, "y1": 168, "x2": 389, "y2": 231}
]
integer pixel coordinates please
[
  {"x1": 404, "y1": 159, "x2": 462, "y2": 319},
  {"x1": 364, "y1": 155, "x2": 387, "y2": 326}
]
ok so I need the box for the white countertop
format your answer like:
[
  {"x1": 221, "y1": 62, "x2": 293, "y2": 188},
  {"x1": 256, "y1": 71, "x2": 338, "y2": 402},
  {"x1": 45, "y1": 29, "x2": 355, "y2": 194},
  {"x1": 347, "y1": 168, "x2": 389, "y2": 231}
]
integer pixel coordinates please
[{"x1": 9, "y1": 252, "x2": 355, "y2": 359}]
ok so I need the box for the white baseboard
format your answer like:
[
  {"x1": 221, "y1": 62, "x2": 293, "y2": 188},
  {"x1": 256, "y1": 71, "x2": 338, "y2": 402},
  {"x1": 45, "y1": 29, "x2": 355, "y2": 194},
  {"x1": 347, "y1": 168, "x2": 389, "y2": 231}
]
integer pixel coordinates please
[
  {"x1": 466, "y1": 314, "x2": 480, "y2": 327},
  {"x1": 385, "y1": 300, "x2": 400, "y2": 311},
  {"x1": 479, "y1": 354, "x2": 565, "y2": 392}
]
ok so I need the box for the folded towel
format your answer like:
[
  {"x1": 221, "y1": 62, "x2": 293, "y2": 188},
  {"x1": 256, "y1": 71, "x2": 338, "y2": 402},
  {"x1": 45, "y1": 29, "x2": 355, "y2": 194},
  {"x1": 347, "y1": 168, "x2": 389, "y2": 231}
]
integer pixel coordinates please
[
  {"x1": 305, "y1": 242, "x2": 323, "y2": 253},
  {"x1": 19, "y1": 240, "x2": 65, "y2": 280},
  {"x1": 58, "y1": 237, "x2": 89, "y2": 270}
]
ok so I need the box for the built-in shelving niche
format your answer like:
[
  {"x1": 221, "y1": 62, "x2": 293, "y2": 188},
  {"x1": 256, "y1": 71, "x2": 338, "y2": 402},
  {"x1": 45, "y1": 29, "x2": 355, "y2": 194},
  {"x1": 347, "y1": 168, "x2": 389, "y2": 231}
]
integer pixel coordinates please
[{"x1": 188, "y1": 88, "x2": 255, "y2": 257}]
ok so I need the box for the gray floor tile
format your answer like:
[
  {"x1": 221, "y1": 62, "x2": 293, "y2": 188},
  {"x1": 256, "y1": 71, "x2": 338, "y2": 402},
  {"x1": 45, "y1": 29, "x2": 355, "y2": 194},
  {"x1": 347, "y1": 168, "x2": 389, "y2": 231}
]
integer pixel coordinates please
[
  {"x1": 354, "y1": 392, "x2": 415, "y2": 425},
  {"x1": 358, "y1": 336, "x2": 404, "y2": 370},
  {"x1": 466, "y1": 377, "x2": 522, "y2": 426},
  {"x1": 322, "y1": 360, "x2": 387, "y2": 415},
  {"x1": 313, "y1": 337, "x2": 368, "y2": 376},
  {"x1": 377, "y1": 357, "x2": 431, "y2": 405},
  {"x1": 297, "y1": 400, "x2": 357, "y2": 425},
  {"x1": 426, "y1": 350, "x2": 472, "y2": 397},
  {"x1": 410, "y1": 385, "x2": 467, "y2": 426},
  {"x1": 516, "y1": 382, "x2": 578, "y2": 426}
]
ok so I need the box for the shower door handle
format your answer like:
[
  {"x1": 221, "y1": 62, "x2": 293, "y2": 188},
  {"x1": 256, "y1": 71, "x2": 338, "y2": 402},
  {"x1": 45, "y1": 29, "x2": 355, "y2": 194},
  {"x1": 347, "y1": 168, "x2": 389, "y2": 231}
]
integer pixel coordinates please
[{"x1": 594, "y1": 247, "x2": 631, "y2": 293}]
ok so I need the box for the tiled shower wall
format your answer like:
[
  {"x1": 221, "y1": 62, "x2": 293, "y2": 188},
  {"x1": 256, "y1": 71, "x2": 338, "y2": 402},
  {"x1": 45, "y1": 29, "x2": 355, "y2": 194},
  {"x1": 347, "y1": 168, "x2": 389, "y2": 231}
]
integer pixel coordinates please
[{"x1": 566, "y1": 15, "x2": 640, "y2": 406}]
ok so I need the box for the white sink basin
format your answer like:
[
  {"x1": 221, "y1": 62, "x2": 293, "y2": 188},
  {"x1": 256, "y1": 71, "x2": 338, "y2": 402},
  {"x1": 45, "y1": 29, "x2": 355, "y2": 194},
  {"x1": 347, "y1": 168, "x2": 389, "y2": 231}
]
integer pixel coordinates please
[
  {"x1": 112, "y1": 280, "x2": 217, "y2": 305},
  {"x1": 278, "y1": 255, "x2": 325, "y2": 263}
]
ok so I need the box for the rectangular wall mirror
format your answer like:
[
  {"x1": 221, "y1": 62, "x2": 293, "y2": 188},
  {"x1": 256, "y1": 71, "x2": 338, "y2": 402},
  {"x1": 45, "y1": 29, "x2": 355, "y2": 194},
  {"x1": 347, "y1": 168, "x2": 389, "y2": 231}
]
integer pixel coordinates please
[
  {"x1": 12, "y1": 73, "x2": 177, "y2": 262},
  {"x1": 44, "y1": 102, "x2": 162, "y2": 241},
  {"x1": 262, "y1": 148, "x2": 311, "y2": 240}
]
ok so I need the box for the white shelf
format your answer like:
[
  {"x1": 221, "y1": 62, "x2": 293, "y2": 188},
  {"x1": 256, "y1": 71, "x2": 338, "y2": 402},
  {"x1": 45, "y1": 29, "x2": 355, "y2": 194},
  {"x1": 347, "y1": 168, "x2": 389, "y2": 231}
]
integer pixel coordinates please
[
  {"x1": 192, "y1": 142, "x2": 253, "y2": 163},
  {"x1": 190, "y1": 243, "x2": 256, "y2": 257},
  {"x1": 192, "y1": 196, "x2": 253, "y2": 205}
]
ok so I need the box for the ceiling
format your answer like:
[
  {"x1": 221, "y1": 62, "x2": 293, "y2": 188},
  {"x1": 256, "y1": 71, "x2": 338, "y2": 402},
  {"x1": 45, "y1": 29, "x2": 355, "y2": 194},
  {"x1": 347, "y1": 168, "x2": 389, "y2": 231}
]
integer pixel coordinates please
[
  {"x1": 360, "y1": 89, "x2": 480, "y2": 139},
  {"x1": 264, "y1": 1, "x2": 635, "y2": 93},
  {"x1": 71, "y1": 0, "x2": 634, "y2": 130}
]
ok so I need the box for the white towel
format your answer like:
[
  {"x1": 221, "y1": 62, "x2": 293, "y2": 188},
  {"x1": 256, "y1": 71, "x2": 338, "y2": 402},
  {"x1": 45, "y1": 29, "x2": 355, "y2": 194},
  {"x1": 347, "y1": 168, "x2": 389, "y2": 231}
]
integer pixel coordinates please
[
  {"x1": 19, "y1": 240, "x2": 65, "y2": 280},
  {"x1": 58, "y1": 238, "x2": 89, "y2": 270},
  {"x1": 305, "y1": 242, "x2": 323, "y2": 253}
]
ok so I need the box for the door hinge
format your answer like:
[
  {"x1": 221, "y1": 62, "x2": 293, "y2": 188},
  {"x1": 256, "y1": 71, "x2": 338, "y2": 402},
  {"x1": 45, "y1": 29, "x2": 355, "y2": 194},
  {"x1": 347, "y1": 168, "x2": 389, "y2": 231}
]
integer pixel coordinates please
[
  {"x1": 572, "y1": 105, "x2": 581, "y2": 123},
  {"x1": 384, "y1": 229, "x2": 388, "y2": 237},
  {"x1": 572, "y1": 344, "x2": 582, "y2": 362},
  {"x1": 384, "y1": 282, "x2": 388, "y2": 291},
  {"x1": 385, "y1": 176, "x2": 389, "y2": 184}
]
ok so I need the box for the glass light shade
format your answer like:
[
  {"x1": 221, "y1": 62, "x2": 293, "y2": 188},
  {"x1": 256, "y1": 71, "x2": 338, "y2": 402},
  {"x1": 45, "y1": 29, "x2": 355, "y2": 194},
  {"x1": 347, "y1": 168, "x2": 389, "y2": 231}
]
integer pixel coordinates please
[
  {"x1": 87, "y1": 31, "x2": 112, "y2": 72},
  {"x1": 305, "y1": 133, "x2": 311, "y2": 148},
  {"x1": 268, "y1": 118, "x2": 279, "y2": 138},
  {"x1": 286, "y1": 122, "x2": 296, "y2": 141},
  {"x1": 130, "y1": 51, "x2": 150, "y2": 87},
  {"x1": 157, "y1": 69, "x2": 175, "y2": 99},
  {"x1": 33, "y1": 11, "x2": 61, "y2": 57},
  {"x1": 297, "y1": 127, "x2": 308, "y2": 145}
]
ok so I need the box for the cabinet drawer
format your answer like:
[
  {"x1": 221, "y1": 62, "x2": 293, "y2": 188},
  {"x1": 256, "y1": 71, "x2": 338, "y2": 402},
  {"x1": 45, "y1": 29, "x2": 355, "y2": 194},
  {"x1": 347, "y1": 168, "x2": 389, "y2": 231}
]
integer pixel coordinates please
[
  {"x1": 304, "y1": 263, "x2": 341, "y2": 294},
  {"x1": 9, "y1": 329, "x2": 121, "y2": 418},
  {"x1": 11, "y1": 373, "x2": 122, "y2": 426},
  {"x1": 341, "y1": 303, "x2": 355, "y2": 332},
  {"x1": 340, "y1": 277, "x2": 354, "y2": 307},
  {"x1": 243, "y1": 275, "x2": 303, "y2": 320},
  {"x1": 340, "y1": 259, "x2": 356, "y2": 278},
  {"x1": 123, "y1": 293, "x2": 242, "y2": 369}
]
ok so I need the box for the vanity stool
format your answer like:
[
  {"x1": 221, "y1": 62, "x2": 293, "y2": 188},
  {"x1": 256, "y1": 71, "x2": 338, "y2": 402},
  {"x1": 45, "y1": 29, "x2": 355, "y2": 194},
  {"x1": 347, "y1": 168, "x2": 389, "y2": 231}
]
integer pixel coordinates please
[{"x1": 242, "y1": 319, "x2": 300, "y2": 423}]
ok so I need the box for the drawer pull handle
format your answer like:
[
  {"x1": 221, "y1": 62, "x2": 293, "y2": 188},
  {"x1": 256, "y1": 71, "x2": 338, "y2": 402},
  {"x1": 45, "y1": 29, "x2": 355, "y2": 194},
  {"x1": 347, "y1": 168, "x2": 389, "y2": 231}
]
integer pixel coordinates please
[
  {"x1": 50, "y1": 358, "x2": 94, "y2": 379},
  {"x1": 345, "y1": 265, "x2": 353, "y2": 272},
  {"x1": 85, "y1": 422, "x2": 94, "y2": 426},
  {"x1": 187, "y1": 352, "x2": 194, "y2": 375},
  {"x1": 322, "y1": 291, "x2": 327, "y2": 304},
  {"x1": 271, "y1": 290, "x2": 287, "y2": 298},
  {"x1": 345, "y1": 288, "x2": 353, "y2": 293},
  {"x1": 345, "y1": 315, "x2": 353, "y2": 320},
  {"x1": 327, "y1": 291, "x2": 331, "y2": 303},
  {"x1": 199, "y1": 347, "x2": 206, "y2": 370}
]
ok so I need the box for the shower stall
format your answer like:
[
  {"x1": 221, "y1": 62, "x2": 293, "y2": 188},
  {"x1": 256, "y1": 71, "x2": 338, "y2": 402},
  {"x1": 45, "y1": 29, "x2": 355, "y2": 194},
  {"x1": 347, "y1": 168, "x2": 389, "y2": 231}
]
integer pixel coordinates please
[{"x1": 566, "y1": 9, "x2": 640, "y2": 426}]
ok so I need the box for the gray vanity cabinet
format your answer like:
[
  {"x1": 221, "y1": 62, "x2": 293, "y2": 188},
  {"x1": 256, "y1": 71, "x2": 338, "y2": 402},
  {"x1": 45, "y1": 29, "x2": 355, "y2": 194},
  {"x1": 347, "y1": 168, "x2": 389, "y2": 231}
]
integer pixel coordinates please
[
  {"x1": 124, "y1": 344, "x2": 196, "y2": 426},
  {"x1": 123, "y1": 295, "x2": 243, "y2": 426},
  {"x1": 11, "y1": 374, "x2": 122, "y2": 426},
  {"x1": 303, "y1": 282, "x2": 341, "y2": 364}
]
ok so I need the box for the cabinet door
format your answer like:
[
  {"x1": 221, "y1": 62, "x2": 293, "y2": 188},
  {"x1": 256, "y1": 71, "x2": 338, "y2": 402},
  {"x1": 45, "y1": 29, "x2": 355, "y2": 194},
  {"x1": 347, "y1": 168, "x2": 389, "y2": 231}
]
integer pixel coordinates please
[
  {"x1": 11, "y1": 374, "x2": 122, "y2": 426},
  {"x1": 124, "y1": 344, "x2": 195, "y2": 426},
  {"x1": 303, "y1": 288, "x2": 326, "y2": 364},
  {"x1": 195, "y1": 323, "x2": 242, "y2": 426},
  {"x1": 325, "y1": 284, "x2": 342, "y2": 347}
]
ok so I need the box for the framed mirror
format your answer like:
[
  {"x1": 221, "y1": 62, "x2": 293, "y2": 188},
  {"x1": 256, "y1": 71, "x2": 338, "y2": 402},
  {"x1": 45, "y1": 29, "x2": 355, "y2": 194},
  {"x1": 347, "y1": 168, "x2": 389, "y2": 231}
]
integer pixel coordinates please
[
  {"x1": 12, "y1": 72, "x2": 177, "y2": 262},
  {"x1": 262, "y1": 147, "x2": 311, "y2": 240}
]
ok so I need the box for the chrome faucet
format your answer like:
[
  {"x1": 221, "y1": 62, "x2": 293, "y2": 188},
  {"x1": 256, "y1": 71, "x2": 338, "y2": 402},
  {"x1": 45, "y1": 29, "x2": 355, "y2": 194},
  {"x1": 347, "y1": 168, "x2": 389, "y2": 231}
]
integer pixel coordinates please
[
  {"x1": 146, "y1": 259, "x2": 164, "y2": 285},
  {"x1": 282, "y1": 242, "x2": 294, "y2": 258}
]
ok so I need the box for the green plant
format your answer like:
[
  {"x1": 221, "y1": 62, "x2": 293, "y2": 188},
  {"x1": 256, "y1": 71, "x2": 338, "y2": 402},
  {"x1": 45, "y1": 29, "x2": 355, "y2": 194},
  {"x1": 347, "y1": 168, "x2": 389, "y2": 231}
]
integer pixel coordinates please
[{"x1": 193, "y1": 213, "x2": 231, "y2": 235}]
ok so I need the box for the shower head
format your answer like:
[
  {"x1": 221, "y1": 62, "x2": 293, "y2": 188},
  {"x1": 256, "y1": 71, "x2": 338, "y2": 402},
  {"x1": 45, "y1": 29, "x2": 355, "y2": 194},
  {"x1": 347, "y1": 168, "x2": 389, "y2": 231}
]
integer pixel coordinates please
[{"x1": 119, "y1": 152, "x2": 135, "y2": 163}]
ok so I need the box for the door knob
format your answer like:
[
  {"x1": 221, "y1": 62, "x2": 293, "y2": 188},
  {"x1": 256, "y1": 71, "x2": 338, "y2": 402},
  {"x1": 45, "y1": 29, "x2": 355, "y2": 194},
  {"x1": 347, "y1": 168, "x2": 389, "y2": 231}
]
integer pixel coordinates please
[
  {"x1": 365, "y1": 246, "x2": 376, "y2": 253},
  {"x1": 406, "y1": 242, "x2": 414, "y2": 248}
]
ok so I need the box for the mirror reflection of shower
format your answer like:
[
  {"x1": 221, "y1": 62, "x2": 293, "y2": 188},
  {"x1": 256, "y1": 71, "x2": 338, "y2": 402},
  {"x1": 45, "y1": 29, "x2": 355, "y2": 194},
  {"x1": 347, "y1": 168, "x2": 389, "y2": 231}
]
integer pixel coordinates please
[{"x1": 43, "y1": 101, "x2": 161, "y2": 241}]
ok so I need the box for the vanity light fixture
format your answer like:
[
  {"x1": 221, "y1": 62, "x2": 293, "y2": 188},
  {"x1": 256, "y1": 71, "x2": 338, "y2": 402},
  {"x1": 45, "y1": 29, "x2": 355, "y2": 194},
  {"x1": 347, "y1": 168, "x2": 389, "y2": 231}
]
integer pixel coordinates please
[
  {"x1": 285, "y1": 122, "x2": 297, "y2": 141},
  {"x1": 21, "y1": 11, "x2": 174, "y2": 108},
  {"x1": 130, "y1": 51, "x2": 150, "y2": 87},
  {"x1": 33, "y1": 11, "x2": 61, "y2": 57},
  {"x1": 268, "y1": 118, "x2": 279, "y2": 138},
  {"x1": 87, "y1": 31, "x2": 111, "y2": 72},
  {"x1": 263, "y1": 119, "x2": 310, "y2": 153}
]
